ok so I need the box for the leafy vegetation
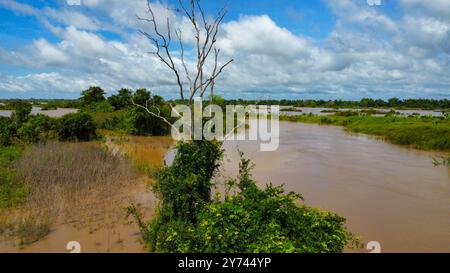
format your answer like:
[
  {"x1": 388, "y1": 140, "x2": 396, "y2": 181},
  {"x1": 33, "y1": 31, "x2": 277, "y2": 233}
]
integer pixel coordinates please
[
  {"x1": 108, "y1": 88, "x2": 133, "y2": 110},
  {"x1": 93, "y1": 88, "x2": 172, "y2": 136},
  {"x1": 0, "y1": 117, "x2": 15, "y2": 146},
  {"x1": 172, "y1": 98, "x2": 450, "y2": 110},
  {"x1": 127, "y1": 141, "x2": 356, "y2": 253},
  {"x1": 79, "y1": 86, "x2": 106, "y2": 106},
  {"x1": 17, "y1": 114, "x2": 57, "y2": 143},
  {"x1": 0, "y1": 146, "x2": 27, "y2": 208},
  {"x1": 281, "y1": 114, "x2": 450, "y2": 151},
  {"x1": 58, "y1": 112, "x2": 97, "y2": 141}
]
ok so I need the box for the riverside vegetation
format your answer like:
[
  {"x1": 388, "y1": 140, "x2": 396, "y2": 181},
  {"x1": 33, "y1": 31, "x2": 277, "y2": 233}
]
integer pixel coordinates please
[
  {"x1": 127, "y1": 141, "x2": 358, "y2": 253},
  {"x1": 0, "y1": 87, "x2": 172, "y2": 247},
  {"x1": 280, "y1": 113, "x2": 450, "y2": 152},
  {"x1": 1, "y1": 85, "x2": 447, "y2": 252},
  {"x1": 0, "y1": 86, "x2": 359, "y2": 252}
]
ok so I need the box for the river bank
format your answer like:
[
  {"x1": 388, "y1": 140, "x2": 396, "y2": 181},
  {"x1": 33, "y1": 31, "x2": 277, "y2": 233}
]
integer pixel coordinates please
[
  {"x1": 0, "y1": 135, "x2": 173, "y2": 253},
  {"x1": 220, "y1": 121, "x2": 450, "y2": 252},
  {"x1": 280, "y1": 114, "x2": 450, "y2": 151}
]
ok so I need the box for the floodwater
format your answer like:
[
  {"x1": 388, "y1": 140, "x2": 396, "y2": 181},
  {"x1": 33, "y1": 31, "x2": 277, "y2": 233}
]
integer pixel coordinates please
[
  {"x1": 280, "y1": 107, "x2": 445, "y2": 117},
  {"x1": 220, "y1": 121, "x2": 450, "y2": 253},
  {"x1": 0, "y1": 107, "x2": 77, "y2": 117},
  {"x1": 0, "y1": 136, "x2": 173, "y2": 253},
  {"x1": 1, "y1": 121, "x2": 448, "y2": 253}
]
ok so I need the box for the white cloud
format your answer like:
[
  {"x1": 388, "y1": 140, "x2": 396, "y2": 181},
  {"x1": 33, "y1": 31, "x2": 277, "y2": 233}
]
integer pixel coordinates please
[
  {"x1": 400, "y1": 0, "x2": 450, "y2": 19},
  {"x1": 0, "y1": 0, "x2": 449, "y2": 99}
]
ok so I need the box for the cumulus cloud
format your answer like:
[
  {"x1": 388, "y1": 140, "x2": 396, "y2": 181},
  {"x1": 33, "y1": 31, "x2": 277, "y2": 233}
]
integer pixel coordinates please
[{"x1": 0, "y1": 0, "x2": 449, "y2": 99}]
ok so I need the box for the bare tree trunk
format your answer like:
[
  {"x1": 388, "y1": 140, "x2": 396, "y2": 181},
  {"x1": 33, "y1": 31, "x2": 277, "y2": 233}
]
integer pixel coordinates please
[{"x1": 136, "y1": 0, "x2": 234, "y2": 136}]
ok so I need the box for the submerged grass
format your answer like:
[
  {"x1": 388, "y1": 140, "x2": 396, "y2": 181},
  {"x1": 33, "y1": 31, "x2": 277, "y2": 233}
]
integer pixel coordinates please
[
  {"x1": 1, "y1": 141, "x2": 139, "y2": 247},
  {"x1": 281, "y1": 114, "x2": 450, "y2": 151},
  {"x1": 101, "y1": 130, "x2": 173, "y2": 174}
]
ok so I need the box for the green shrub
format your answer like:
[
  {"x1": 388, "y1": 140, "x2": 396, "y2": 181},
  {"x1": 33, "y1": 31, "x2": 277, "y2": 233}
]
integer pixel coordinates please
[
  {"x1": 17, "y1": 114, "x2": 57, "y2": 143},
  {"x1": 108, "y1": 88, "x2": 133, "y2": 110},
  {"x1": 58, "y1": 112, "x2": 97, "y2": 141},
  {"x1": 80, "y1": 86, "x2": 106, "y2": 106},
  {"x1": 0, "y1": 117, "x2": 15, "y2": 146},
  {"x1": 127, "y1": 141, "x2": 356, "y2": 253},
  {"x1": 154, "y1": 141, "x2": 223, "y2": 222},
  {"x1": 0, "y1": 146, "x2": 27, "y2": 208},
  {"x1": 102, "y1": 106, "x2": 172, "y2": 136},
  {"x1": 10, "y1": 100, "x2": 32, "y2": 126}
]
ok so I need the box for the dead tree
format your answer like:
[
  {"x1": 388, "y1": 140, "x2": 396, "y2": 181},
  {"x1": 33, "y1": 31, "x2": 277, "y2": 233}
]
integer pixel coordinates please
[{"x1": 134, "y1": 0, "x2": 234, "y2": 129}]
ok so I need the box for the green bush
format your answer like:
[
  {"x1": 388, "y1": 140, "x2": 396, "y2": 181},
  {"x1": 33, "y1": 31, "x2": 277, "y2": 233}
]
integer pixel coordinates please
[
  {"x1": 0, "y1": 117, "x2": 15, "y2": 146},
  {"x1": 194, "y1": 184, "x2": 351, "y2": 253},
  {"x1": 80, "y1": 86, "x2": 106, "y2": 106},
  {"x1": 17, "y1": 114, "x2": 57, "y2": 143},
  {"x1": 10, "y1": 100, "x2": 32, "y2": 126},
  {"x1": 154, "y1": 141, "x2": 223, "y2": 222},
  {"x1": 0, "y1": 146, "x2": 27, "y2": 208},
  {"x1": 58, "y1": 112, "x2": 97, "y2": 141},
  {"x1": 108, "y1": 88, "x2": 133, "y2": 110},
  {"x1": 127, "y1": 141, "x2": 356, "y2": 253}
]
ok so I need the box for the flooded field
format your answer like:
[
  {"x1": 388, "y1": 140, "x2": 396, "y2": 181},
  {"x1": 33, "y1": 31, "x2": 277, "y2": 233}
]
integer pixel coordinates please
[
  {"x1": 0, "y1": 135, "x2": 173, "y2": 253},
  {"x1": 220, "y1": 122, "x2": 450, "y2": 253},
  {"x1": 1, "y1": 121, "x2": 448, "y2": 253},
  {"x1": 0, "y1": 107, "x2": 77, "y2": 117}
]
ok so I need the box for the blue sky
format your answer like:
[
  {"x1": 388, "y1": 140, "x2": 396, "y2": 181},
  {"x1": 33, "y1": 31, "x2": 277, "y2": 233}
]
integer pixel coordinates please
[{"x1": 0, "y1": 0, "x2": 449, "y2": 99}]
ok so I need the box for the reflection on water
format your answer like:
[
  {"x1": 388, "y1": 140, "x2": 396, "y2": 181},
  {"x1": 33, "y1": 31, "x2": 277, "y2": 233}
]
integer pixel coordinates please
[
  {"x1": 0, "y1": 107, "x2": 77, "y2": 117},
  {"x1": 221, "y1": 121, "x2": 450, "y2": 253}
]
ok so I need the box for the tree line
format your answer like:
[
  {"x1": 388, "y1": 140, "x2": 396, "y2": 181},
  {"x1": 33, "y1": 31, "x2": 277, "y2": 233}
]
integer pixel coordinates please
[
  {"x1": 0, "y1": 86, "x2": 174, "y2": 147},
  {"x1": 3, "y1": 93, "x2": 449, "y2": 111}
]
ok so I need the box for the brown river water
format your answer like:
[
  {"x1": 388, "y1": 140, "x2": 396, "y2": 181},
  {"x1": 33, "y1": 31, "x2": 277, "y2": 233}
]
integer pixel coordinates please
[
  {"x1": 0, "y1": 122, "x2": 448, "y2": 253},
  {"x1": 220, "y1": 122, "x2": 450, "y2": 253}
]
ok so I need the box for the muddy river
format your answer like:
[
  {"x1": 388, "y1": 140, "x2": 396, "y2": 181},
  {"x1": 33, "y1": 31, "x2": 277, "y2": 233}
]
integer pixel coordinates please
[
  {"x1": 1, "y1": 122, "x2": 448, "y2": 253},
  {"x1": 220, "y1": 121, "x2": 450, "y2": 253}
]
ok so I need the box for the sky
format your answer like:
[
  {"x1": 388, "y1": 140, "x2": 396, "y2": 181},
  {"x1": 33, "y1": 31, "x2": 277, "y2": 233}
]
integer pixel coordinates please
[{"x1": 0, "y1": 0, "x2": 449, "y2": 100}]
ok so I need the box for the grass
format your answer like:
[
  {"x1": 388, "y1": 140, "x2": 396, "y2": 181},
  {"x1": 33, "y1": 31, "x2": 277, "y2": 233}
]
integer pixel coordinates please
[
  {"x1": 0, "y1": 133, "x2": 174, "y2": 248},
  {"x1": 15, "y1": 142, "x2": 138, "y2": 227},
  {"x1": 280, "y1": 114, "x2": 450, "y2": 151},
  {"x1": 1, "y1": 141, "x2": 140, "y2": 247},
  {"x1": 13, "y1": 217, "x2": 51, "y2": 248},
  {"x1": 0, "y1": 145, "x2": 48, "y2": 247},
  {"x1": 101, "y1": 130, "x2": 173, "y2": 175},
  {"x1": 0, "y1": 146, "x2": 27, "y2": 209}
]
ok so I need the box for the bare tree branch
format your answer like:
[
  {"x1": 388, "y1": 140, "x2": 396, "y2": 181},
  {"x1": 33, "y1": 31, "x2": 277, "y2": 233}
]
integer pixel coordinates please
[{"x1": 136, "y1": 0, "x2": 234, "y2": 136}]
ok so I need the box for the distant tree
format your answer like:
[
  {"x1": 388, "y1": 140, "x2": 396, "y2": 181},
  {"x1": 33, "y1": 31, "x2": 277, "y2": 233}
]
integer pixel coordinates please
[
  {"x1": 132, "y1": 88, "x2": 152, "y2": 106},
  {"x1": 360, "y1": 98, "x2": 376, "y2": 108},
  {"x1": 58, "y1": 113, "x2": 96, "y2": 141},
  {"x1": 10, "y1": 100, "x2": 32, "y2": 126},
  {"x1": 18, "y1": 114, "x2": 56, "y2": 143},
  {"x1": 127, "y1": 90, "x2": 171, "y2": 136},
  {"x1": 388, "y1": 98, "x2": 401, "y2": 107},
  {"x1": 108, "y1": 88, "x2": 133, "y2": 110},
  {"x1": 0, "y1": 117, "x2": 14, "y2": 146},
  {"x1": 80, "y1": 86, "x2": 106, "y2": 106}
]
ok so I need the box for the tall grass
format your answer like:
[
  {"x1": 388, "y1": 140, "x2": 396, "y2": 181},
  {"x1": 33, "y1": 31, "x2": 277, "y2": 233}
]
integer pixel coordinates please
[
  {"x1": 0, "y1": 146, "x2": 27, "y2": 209},
  {"x1": 281, "y1": 114, "x2": 450, "y2": 151},
  {"x1": 1, "y1": 142, "x2": 139, "y2": 247},
  {"x1": 102, "y1": 130, "x2": 173, "y2": 173},
  {"x1": 15, "y1": 142, "x2": 138, "y2": 227}
]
